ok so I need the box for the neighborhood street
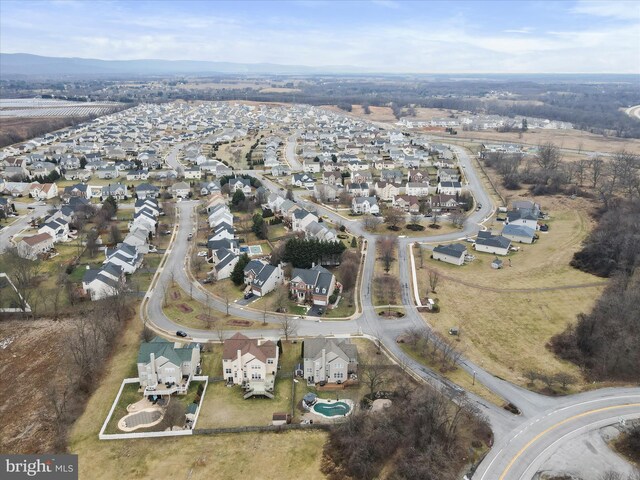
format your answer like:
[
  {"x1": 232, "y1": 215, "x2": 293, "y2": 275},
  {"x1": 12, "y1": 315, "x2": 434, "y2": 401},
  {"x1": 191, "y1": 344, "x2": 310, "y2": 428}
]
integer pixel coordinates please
[{"x1": 142, "y1": 139, "x2": 639, "y2": 479}]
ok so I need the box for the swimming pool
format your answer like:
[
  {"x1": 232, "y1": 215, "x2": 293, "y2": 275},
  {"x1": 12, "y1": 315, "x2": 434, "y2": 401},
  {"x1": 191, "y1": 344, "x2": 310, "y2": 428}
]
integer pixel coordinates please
[{"x1": 312, "y1": 400, "x2": 352, "y2": 418}]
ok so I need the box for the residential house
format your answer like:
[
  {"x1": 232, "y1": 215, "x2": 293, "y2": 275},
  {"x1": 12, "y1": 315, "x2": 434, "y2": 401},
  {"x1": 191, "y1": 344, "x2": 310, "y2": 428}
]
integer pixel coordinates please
[
  {"x1": 16, "y1": 232, "x2": 54, "y2": 260},
  {"x1": 474, "y1": 231, "x2": 512, "y2": 256},
  {"x1": 314, "y1": 183, "x2": 340, "y2": 202},
  {"x1": 352, "y1": 196, "x2": 379, "y2": 215},
  {"x1": 170, "y1": 181, "x2": 191, "y2": 199},
  {"x1": 432, "y1": 243, "x2": 467, "y2": 266},
  {"x1": 29, "y1": 182, "x2": 58, "y2": 200},
  {"x1": 501, "y1": 224, "x2": 536, "y2": 244},
  {"x1": 229, "y1": 177, "x2": 252, "y2": 195},
  {"x1": 135, "y1": 183, "x2": 160, "y2": 200},
  {"x1": 38, "y1": 218, "x2": 70, "y2": 242},
  {"x1": 243, "y1": 260, "x2": 285, "y2": 297},
  {"x1": 82, "y1": 263, "x2": 125, "y2": 301},
  {"x1": 303, "y1": 337, "x2": 358, "y2": 384},
  {"x1": 347, "y1": 182, "x2": 370, "y2": 197},
  {"x1": 101, "y1": 183, "x2": 128, "y2": 201},
  {"x1": 291, "y1": 173, "x2": 315, "y2": 189},
  {"x1": 271, "y1": 164, "x2": 291, "y2": 177},
  {"x1": 437, "y1": 181, "x2": 463, "y2": 195},
  {"x1": 104, "y1": 243, "x2": 143, "y2": 274},
  {"x1": 183, "y1": 167, "x2": 202, "y2": 180},
  {"x1": 137, "y1": 336, "x2": 201, "y2": 396},
  {"x1": 393, "y1": 194, "x2": 420, "y2": 213},
  {"x1": 222, "y1": 333, "x2": 279, "y2": 397},
  {"x1": 303, "y1": 159, "x2": 321, "y2": 173},
  {"x1": 374, "y1": 181, "x2": 401, "y2": 201},
  {"x1": 322, "y1": 171, "x2": 343, "y2": 186},
  {"x1": 290, "y1": 265, "x2": 336, "y2": 306},
  {"x1": 405, "y1": 182, "x2": 431, "y2": 197}
]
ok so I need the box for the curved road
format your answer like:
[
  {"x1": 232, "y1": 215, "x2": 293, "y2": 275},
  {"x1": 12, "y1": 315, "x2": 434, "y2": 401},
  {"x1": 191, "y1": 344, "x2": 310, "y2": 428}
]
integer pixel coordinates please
[{"x1": 142, "y1": 131, "x2": 638, "y2": 478}]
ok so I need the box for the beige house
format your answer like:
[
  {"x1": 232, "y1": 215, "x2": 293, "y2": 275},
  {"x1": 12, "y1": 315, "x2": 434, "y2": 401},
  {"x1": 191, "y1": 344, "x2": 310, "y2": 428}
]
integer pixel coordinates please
[
  {"x1": 17, "y1": 232, "x2": 54, "y2": 260},
  {"x1": 303, "y1": 337, "x2": 358, "y2": 384},
  {"x1": 222, "y1": 333, "x2": 279, "y2": 398}
]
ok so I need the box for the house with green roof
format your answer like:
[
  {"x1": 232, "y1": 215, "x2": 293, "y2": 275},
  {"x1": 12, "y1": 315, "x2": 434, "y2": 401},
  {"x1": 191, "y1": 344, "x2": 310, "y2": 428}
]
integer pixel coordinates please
[{"x1": 137, "y1": 336, "x2": 201, "y2": 396}]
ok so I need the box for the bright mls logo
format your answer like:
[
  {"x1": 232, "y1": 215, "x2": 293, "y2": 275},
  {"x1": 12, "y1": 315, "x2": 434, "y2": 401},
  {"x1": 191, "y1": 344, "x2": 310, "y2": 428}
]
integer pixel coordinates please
[{"x1": 1, "y1": 455, "x2": 77, "y2": 480}]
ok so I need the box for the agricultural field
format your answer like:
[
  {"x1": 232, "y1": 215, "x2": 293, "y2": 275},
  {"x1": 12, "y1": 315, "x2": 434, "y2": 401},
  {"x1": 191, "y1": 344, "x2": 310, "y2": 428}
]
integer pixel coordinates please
[{"x1": 0, "y1": 98, "x2": 122, "y2": 118}]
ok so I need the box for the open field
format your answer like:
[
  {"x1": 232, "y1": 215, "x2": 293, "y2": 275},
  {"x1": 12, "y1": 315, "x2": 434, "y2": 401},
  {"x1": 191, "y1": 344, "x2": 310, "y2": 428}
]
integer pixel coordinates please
[
  {"x1": 0, "y1": 319, "x2": 77, "y2": 453},
  {"x1": 414, "y1": 197, "x2": 607, "y2": 391}
]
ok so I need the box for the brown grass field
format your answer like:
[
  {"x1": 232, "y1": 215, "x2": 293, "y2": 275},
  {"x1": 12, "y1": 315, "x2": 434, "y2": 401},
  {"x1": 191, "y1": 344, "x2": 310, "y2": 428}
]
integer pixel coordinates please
[{"x1": 413, "y1": 195, "x2": 607, "y2": 391}]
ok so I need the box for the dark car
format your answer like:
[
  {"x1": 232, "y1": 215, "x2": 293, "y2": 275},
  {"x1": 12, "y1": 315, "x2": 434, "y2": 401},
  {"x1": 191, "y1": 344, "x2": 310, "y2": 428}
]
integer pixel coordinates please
[
  {"x1": 187, "y1": 233, "x2": 193, "y2": 241},
  {"x1": 176, "y1": 330, "x2": 188, "y2": 338},
  {"x1": 201, "y1": 278, "x2": 212, "y2": 284},
  {"x1": 539, "y1": 224, "x2": 549, "y2": 232},
  {"x1": 244, "y1": 292, "x2": 254, "y2": 300}
]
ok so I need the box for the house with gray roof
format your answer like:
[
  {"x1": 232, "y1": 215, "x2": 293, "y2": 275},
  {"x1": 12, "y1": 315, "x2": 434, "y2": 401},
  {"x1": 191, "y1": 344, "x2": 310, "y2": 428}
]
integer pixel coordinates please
[
  {"x1": 82, "y1": 263, "x2": 125, "y2": 301},
  {"x1": 243, "y1": 260, "x2": 284, "y2": 297},
  {"x1": 290, "y1": 265, "x2": 336, "y2": 306},
  {"x1": 137, "y1": 336, "x2": 201, "y2": 396},
  {"x1": 303, "y1": 337, "x2": 358, "y2": 384},
  {"x1": 501, "y1": 224, "x2": 536, "y2": 244},
  {"x1": 432, "y1": 243, "x2": 467, "y2": 266},
  {"x1": 474, "y1": 231, "x2": 512, "y2": 256},
  {"x1": 135, "y1": 182, "x2": 160, "y2": 200}
]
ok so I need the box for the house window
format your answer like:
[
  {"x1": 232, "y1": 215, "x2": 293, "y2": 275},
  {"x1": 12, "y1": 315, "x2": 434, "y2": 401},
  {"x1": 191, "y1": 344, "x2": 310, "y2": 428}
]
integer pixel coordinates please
[
  {"x1": 333, "y1": 372, "x2": 344, "y2": 379},
  {"x1": 267, "y1": 359, "x2": 274, "y2": 364},
  {"x1": 225, "y1": 368, "x2": 232, "y2": 374}
]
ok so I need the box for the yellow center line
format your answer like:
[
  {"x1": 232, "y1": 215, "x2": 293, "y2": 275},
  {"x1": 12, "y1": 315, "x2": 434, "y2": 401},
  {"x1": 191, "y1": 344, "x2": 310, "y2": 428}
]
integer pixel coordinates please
[{"x1": 499, "y1": 403, "x2": 640, "y2": 480}]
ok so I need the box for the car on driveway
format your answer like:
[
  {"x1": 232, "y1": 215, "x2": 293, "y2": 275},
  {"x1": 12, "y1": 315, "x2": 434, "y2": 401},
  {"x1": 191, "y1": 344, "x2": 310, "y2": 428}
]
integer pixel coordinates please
[
  {"x1": 243, "y1": 292, "x2": 254, "y2": 300},
  {"x1": 197, "y1": 251, "x2": 207, "y2": 257},
  {"x1": 176, "y1": 330, "x2": 188, "y2": 338}
]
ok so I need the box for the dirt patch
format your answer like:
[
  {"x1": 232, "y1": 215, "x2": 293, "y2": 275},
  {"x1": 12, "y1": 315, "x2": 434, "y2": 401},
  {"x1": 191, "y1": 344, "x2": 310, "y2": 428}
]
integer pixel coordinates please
[
  {"x1": 225, "y1": 319, "x2": 252, "y2": 327},
  {"x1": 177, "y1": 303, "x2": 193, "y2": 313},
  {"x1": 171, "y1": 290, "x2": 181, "y2": 300},
  {"x1": 0, "y1": 319, "x2": 75, "y2": 453},
  {"x1": 196, "y1": 314, "x2": 217, "y2": 324}
]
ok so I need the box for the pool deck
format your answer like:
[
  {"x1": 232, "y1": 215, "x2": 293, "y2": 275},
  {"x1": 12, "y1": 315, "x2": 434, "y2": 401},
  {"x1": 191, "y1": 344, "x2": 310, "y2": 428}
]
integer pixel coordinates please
[{"x1": 304, "y1": 398, "x2": 355, "y2": 421}]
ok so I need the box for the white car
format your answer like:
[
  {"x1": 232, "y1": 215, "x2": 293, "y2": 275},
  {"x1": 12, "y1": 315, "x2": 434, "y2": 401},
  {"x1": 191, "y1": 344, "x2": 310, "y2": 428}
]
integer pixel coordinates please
[{"x1": 197, "y1": 251, "x2": 208, "y2": 257}]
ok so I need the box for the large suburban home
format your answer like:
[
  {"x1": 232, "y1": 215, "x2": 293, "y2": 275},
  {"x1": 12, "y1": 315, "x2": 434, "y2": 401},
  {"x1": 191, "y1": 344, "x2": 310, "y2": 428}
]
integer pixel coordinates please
[
  {"x1": 303, "y1": 159, "x2": 321, "y2": 173},
  {"x1": 347, "y1": 182, "x2": 370, "y2": 197},
  {"x1": 222, "y1": 333, "x2": 279, "y2": 398},
  {"x1": 404, "y1": 182, "x2": 430, "y2": 197},
  {"x1": 501, "y1": 224, "x2": 536, "y2": 244},
  {"x1": 104, "y1": 243, "x2": 143, "y2": 274},
  {"x1": 290, "y1": 265, "x2": 336, "y2": 306},
  {"x1": 29, "y1": 182, "x2": 58, "y2": 200},
  {"x1": 183, "y1": 167, "x2": 202, "y2": 179},
  {"x1": 292, "y1": 209, "x2": 319, "y2": 232},
  {"x1": 322, "y1": 171, "x2": 343, "y2": 186},
  {"x1": 212, "y1": 248, "x2": 239, "y2": 280},
  {"x1": 101, "y1": 183, "x2": 128, "y2": 201},
  {"x1": 291, "y1": 173, "x2": 315, "y2": 189},
  {"x1": 243, "y1": 260, "x2": 285, "y2": 297},
  {"x1": 393, "y1": 194, "x2": 420, "y2": 213},
  {"x1": 82, "y1": 263, "x2": 125, "y2": 300},
  {"x1": 38, "y1": 218, "x2": 70, "y2": 243},
  {"x1": 352, "y1": 196, "x2": 379, "y2": 215},
  {"x1": 135, "y1": 183, "x2": 160, "y2": 200},
  {"x1": 303, "y1": 337, "x2": 358, "y2": 385},
  {"x1": 63, "y1": 183, "x2": 90, "y2": 201},
  {"x1": 137, "y1": 336, "x2": 201, "y2": 396},
  {"x1": 170, "y1": 181, "x2": 191, "y2": 199},
  {"x1": 432, "y1": 243, "x2": 467, "y2": 266},
  {"x1": 16, "y1": 232, "x2": 54, "y2": 260},
  {"x1": 271, "y1": 164, "x2": 291, "y2": 177},
  {"x1": 229, "y1": 177, "x2": 252, "y2": 195},
  {"x1": 437, "y1": 181, "x2": 463, "y2": 195},
  {"x1": 474, "y1": 231, "x2": 512, "y2": 256},
  {"x1": 374, "y1": 181, "x2": 401, "y2": 201}
]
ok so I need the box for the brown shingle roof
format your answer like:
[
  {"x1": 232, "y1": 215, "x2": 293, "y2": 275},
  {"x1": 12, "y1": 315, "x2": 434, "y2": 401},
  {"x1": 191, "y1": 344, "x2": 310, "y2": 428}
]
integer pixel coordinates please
[
  {"x1": 21, "y1": 232, "x2": 53, "y2": 246},
  {"x1": 222, "y1": 333, "x2": 277, "y2": 362}
]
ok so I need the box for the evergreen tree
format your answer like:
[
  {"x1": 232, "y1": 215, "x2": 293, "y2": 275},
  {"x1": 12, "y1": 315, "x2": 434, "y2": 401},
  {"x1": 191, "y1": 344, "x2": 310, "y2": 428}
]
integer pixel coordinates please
[
  {"x1": 231, "y1": 253, "x2": 250, "y2": 285},
  {"x1": 231, "y1": 189, "x2": 245, "y2": 206}
]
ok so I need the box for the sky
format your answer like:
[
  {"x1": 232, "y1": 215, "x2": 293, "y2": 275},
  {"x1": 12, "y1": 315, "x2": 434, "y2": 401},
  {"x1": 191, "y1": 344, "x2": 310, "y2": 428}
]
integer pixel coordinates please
[{"x1": 1, "y1": 0, "x2": 639, "y2": 73}]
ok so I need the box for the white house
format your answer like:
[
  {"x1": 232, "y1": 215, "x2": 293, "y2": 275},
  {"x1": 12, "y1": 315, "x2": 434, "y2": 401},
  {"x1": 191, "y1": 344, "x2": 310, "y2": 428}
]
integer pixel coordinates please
[
  {"x1": 352, "y1": 196, "x2": 379, "y2": 215},
  {"x1": 438, "y1": 181, "x2": 462, "y2": 195},
  {"x1": 82, "y1": 263, "x2": 125, "y2": 301},
  {"x1": 474, "y1": 231, "x2": 511, "y2": 256},
  {"x1": 170, "y1": 181, "x2": 191, "y2": 199},
  {"x1": 16, "y1": 232, "x2": 54, "y2": 260},
  {"x1": 243, "y1": 260, "x2": 285, "y2": 297},
  {"x1": 432, "y1": 243, "x2": 467, "y2": 266}
]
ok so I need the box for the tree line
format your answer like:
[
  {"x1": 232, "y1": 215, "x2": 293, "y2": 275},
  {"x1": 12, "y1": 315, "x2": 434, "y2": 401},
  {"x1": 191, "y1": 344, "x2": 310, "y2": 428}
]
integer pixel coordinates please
[{"x1": 281, "y1": 237, "x2": 346, "y2": 268}]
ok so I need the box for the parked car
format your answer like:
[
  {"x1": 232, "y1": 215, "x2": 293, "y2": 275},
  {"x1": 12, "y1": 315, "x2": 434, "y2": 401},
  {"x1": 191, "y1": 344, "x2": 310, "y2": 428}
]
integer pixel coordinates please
[
  {"x1": 187, "y1": 233, "x2": 193, "y2": 241},
  {"x1": 539, "y1": 224, "x2": 549, "y2": 232},
  {"x1": 243, "y1": 292, "x2": 254, "y2": 300},
  {"x1": 176, "y1": 330, "x2": 188, "y2": 338},
  {"x1": 465, "y1": 237, "x2": 476, "y2": 243},
  {"x1": 201, "y1": 278, "x2": 212, "y2": 284},
  {"x1": 197, "y1": 251, "x2": 207, "y2": 257}
]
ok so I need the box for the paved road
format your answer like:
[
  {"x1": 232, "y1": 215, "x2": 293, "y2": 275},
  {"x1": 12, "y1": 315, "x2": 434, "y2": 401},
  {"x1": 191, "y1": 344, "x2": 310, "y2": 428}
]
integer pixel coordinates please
[
  {"x1": 284, "y1": 131, "x2": 302, "y2": 171},
  {"x1": 625, "y1": 105, "x2": 640, "y2": 121},
  {"x1": 475, "y1": 389, "x2": 640, "y2": 479},
  {"x1": 0, "y1": 204, "x2": 50, "y2": 253},
  {"x1": 142, "y1": 135, "x2": 638, "y2": 478}
]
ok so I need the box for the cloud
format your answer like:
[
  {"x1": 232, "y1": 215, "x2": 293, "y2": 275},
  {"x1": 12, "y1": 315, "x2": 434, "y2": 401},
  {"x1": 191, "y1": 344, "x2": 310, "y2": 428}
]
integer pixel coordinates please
[
  {"x1": 503, "y1": 28, "x2": 533, "y2": 34},
  {"x1": 571, "y1": 0, "x2": 640, "y2": 20}
]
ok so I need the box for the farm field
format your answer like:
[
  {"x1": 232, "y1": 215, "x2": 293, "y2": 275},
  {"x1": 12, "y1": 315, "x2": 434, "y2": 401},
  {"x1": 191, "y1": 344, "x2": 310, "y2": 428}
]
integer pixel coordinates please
[{"x1": 413, "y1": 196, "x2": 607, "y2": 391}]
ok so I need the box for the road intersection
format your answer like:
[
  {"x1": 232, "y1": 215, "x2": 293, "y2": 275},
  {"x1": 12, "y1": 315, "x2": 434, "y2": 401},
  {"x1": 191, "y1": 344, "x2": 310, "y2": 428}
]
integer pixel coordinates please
[{"x1": 146, "y1": 137, "x2": 639, "y2": 479}]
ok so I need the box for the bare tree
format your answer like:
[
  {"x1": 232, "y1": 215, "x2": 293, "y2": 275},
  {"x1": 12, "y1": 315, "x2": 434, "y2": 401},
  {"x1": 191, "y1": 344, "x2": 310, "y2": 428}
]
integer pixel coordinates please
[
  {"x1": 362, "y1": 215, "x2": 382, "y2": 232},
  {"x1": 409, "y1": 213, "x2": 422, "y2": 227},
  {"x1": 590, "y1": 156, "x2": 605, "y2": 188},
  {"x1": 3, "y1": 247, "x2": 42, "y2": 314},
  {"x1": 428, "y1": 270, "x2": 440, "y2": 293},
  {"x1": 384, "y1": 207, "x2": 404, "y2": 231},
  {"x1": 160, "y1": 398, "x2": 185, "y2": 430},
  {"x1": 450, "y1": 212, "x2": 465, "y2": 228},
  {"x1": 280, "y1": 314, "x2": 298, "y2": 341},
  {"x1": 362, "y1": 363, "x2": 389, "y2": 395},
  {"x1": 270, "y1": 284, "x2": 289, "y2": 313},
  {"x1": 378, "y1": 236, "x2": 398, "y2": 273}
]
